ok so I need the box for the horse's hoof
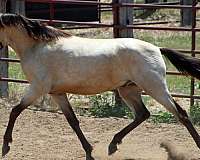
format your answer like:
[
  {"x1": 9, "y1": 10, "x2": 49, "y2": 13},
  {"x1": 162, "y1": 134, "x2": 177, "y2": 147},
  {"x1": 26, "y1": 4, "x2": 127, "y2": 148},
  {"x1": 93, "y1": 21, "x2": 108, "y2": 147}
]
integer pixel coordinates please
[
  {"x1": 2, "y1": 143, "x2": 10, "y2": 157},
  {"x1": 108, "y1": 142, "x2": 118, "y2": 155}
]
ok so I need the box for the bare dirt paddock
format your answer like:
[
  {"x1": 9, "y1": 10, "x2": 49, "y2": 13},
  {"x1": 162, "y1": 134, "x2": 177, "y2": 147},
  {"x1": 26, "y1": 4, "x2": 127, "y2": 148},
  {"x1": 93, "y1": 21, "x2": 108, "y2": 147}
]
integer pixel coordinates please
[{"x1": 0, "y1": 104, "x2": 200, "y2": 160}]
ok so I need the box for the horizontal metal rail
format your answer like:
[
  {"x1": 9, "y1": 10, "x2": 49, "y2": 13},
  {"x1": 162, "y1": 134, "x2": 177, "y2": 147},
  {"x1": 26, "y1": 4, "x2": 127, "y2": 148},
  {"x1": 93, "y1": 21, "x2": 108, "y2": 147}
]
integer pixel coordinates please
[
  {"x1": 0, "y1": 58, "x2": 20, "y2": 63},
  {"x1": 118, "y1": 3, "x2": 199, "y2": 9},
  {"x1": 171, "y1": 94, "x2": 200, "y2": 99},
  {"x1": 30, "y1": 19, "x2": 200, "y2": 32},
  {"x1": 116, "y1": 25, "x2": 200, "y2": 32},
  {"x1": 26, "y1": 0, "x2": 112, "y2": 6},
  {"x1": 31, "y1": 18, "x2": 113, "y2": 27},
  {"x1": 61, "y1": 20, "x2": 187, "y2": 29},
  {"x1": 132, "y1": 20, "x2": 180, "y2": 25},
  {"x1": 0, "y1": 77, "x2": 29, "y2": 83},
  {"x1": 153, "y1": 1, "x2": 179, "y2": 5},
  {"x1": 142, "y1": 92, "x2": 200, "y2": 99},
  {"x1": 166, "y1": 71, "x2": 185, "y2": 76},
  {"x1": 25, "y1": 0, "x2": 200, "y2": 10}
]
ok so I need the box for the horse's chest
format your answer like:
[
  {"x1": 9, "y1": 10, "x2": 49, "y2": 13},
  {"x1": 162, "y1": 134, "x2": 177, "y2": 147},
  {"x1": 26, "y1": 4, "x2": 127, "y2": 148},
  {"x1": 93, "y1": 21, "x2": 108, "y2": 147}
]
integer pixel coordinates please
[{"x1": 20, "y1": 60, "x2": 44, "y2": 83}]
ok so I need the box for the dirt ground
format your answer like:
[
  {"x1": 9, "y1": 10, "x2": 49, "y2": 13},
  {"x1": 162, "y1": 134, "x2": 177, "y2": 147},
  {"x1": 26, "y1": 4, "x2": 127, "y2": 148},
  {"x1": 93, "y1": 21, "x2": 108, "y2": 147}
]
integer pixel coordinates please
[{"x1": 0, "y1": 102, "x2": 200, "y2": 160}]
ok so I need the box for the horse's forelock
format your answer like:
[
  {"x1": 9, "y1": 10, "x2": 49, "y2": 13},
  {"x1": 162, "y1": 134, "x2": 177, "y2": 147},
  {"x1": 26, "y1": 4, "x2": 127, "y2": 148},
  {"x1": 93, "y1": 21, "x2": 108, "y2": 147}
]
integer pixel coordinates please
[
  {"x1": 0, "y1": 14, "x2": 21, "y2": 27},
  {"x1": 0, "y1": 14, "x2": 23, "y2": 29}
]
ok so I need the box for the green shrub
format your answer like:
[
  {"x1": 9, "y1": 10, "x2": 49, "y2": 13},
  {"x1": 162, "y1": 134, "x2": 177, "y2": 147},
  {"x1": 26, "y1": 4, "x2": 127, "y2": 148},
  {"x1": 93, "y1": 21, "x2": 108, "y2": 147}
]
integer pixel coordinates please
[
  {"x1": 190, "y1": 103, "x2": 200, "y2": 125},
  {"x1": 88, "y1": 92, "x2": 133, "y2": 118},
  {"x1": 150, "y1": 111, "x2": 176, "y2": 124}
]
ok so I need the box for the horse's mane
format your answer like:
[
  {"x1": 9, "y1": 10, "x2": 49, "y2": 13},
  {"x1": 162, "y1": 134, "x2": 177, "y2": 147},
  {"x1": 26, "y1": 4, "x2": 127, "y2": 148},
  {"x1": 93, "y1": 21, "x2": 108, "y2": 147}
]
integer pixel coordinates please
[{"x1": 0, "y1": 13, "x2": 71, "y2": 41}]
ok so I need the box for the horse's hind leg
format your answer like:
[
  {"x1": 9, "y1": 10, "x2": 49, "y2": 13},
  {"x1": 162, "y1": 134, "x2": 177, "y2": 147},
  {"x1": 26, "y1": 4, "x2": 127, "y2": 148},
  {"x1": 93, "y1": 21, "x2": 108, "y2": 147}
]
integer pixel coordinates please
[
  {"x1": 173, "y1": 100, "x2": 200, "y2": 148},
  {"x1": 51, "y1": 94, "x2": 94, "y2": 160},
  {"x1": 108, "y1": 84, "x2": 150, "y2": 155},
  {"x1": 141, "y1": 75, "x2": 200, "y2": 149}
]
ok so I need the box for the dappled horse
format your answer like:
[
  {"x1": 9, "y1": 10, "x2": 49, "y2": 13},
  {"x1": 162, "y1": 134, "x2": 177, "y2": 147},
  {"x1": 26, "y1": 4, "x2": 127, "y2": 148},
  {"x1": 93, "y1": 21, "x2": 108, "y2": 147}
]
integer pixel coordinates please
[{"x1": 0, "y1": 13, "x2": 200, "y2": 160}]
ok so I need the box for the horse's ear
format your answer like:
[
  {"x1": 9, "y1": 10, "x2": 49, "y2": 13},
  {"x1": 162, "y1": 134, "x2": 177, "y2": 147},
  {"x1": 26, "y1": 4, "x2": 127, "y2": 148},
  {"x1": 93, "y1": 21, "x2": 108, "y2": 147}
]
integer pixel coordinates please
[{"x1": 0, "y1": 14, "x2": 4, "y2": 28}]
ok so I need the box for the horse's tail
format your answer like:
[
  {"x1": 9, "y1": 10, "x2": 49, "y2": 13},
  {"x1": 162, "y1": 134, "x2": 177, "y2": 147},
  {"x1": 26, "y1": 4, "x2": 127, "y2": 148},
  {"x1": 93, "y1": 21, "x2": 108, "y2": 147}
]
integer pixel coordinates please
[{"x1": 160, "y1": 48, "x2": 200, "y2": 80}]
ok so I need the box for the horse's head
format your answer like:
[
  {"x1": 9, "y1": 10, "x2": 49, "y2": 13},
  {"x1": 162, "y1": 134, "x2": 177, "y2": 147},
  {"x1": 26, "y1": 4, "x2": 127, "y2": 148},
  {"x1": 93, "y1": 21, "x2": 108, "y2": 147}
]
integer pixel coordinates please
[{"x1": 0, "y1": 13, "x2": 18, "y2": 49}]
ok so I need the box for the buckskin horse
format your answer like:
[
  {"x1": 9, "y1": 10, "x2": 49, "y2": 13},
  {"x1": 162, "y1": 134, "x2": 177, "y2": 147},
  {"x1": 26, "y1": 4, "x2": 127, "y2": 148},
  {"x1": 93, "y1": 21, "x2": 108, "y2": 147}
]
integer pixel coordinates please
[{"x1": 0, "y1": 13, "x2": 200, "y2": 160}]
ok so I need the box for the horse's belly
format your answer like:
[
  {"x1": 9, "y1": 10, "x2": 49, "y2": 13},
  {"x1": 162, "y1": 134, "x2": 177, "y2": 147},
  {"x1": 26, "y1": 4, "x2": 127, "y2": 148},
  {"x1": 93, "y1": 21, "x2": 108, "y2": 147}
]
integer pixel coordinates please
[
  {"x1": 50, "y1": 82, "x2": 118, "y2": 95},
  {"x1": 50, "y1": 72, "x2": 127, "y2": 95}
]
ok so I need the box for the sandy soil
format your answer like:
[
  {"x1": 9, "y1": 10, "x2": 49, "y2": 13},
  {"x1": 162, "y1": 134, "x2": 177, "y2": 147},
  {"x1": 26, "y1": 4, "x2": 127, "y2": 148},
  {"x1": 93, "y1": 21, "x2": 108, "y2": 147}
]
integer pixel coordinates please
[{"x1": 0, "y1": 103, "x2": 200, "y2": 160}]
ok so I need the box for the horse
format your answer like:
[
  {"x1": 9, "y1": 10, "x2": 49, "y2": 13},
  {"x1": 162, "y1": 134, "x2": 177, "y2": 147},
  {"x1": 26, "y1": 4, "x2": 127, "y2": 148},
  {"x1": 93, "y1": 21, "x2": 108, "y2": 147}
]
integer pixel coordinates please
[{"x1": 0, "y1": 13, "x2": 200, "y2": 160}]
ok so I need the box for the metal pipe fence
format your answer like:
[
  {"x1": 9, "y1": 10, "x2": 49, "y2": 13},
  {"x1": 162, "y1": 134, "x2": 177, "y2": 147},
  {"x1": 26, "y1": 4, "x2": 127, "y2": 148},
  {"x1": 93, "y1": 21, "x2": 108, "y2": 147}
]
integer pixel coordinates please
[{"x1": 1, "y1": 0, "x2": 200, "y2": 106}]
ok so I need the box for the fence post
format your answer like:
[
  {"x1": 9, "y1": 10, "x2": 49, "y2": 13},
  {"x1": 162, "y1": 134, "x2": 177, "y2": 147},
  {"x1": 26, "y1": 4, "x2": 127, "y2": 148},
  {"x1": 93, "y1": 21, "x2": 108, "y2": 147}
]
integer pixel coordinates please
[
  {"x1": 0, "y1": 0, "x2": 9, "y2": 97},
  {"x1": 190, "y1": 0, "x2": 197, "y2": 107},
  {"x1": 113, "y1": 0, "x2": 133, "y2": 106},
  {"x1": 180, "y1": 0, "x2": 193, "y2": 26},
  {"x1": 118, "y1": 0, "x2": 133, "y2": 37}
]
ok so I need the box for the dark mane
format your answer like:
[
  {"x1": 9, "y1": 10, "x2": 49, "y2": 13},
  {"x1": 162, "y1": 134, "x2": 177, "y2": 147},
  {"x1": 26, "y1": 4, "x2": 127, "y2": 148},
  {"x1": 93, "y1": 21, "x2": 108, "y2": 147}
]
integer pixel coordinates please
[{"x1": 0, "y1": 13, "x2": 71, "y2": 41}]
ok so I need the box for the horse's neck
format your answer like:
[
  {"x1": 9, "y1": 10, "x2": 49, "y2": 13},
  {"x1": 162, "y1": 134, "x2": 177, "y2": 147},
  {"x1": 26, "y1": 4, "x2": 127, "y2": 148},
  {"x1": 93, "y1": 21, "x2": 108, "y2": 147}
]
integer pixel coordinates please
[{"x1": 6, "y1": 27, "x2": 35, "y2": 58}]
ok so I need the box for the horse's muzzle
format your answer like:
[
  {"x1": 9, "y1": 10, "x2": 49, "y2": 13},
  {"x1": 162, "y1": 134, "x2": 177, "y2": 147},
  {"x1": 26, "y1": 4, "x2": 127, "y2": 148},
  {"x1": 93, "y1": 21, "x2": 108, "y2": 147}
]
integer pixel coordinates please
[{"x1": 0, "y1": 42, "x2": 4, "y2": 50}]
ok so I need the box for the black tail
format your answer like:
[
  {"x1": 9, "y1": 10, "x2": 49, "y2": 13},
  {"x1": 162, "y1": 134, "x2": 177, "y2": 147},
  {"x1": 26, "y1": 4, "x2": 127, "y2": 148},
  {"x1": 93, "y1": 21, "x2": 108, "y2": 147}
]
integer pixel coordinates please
[{"x1": 160, "y1": 48, "x2": 200, "y2": 80}]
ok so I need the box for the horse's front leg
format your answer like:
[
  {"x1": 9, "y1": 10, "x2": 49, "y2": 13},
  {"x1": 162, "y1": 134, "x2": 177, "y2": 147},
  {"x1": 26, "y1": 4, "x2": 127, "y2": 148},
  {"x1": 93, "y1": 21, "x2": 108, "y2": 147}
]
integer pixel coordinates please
[
  {"x1": 52, "y1": 94, "x2": 94, "y2": 160},
  {"x1": 2, "y1": 84, "x2": 47, "y2": 157}
]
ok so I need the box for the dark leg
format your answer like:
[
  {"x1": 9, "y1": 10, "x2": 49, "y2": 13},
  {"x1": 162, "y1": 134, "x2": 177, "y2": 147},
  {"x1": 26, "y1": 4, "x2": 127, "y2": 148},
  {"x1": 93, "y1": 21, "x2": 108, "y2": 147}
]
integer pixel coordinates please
[
  {"x1": 108, "y1": 103, "x2": 150, "y2": 155},
  {"x1": 173, "y1": 100, "x2": 200, "y2": 148},
  {"x1": 2, "y1": 103, "x2": 26, "y2": 157},
  {"x1": 108, "y1": 85, "x2": 150, "y2": 155},
  {"x1": 2, "y1": 85, "x2": 46, "y2": 157},
  {"x1": 52, "y1": 94, "x2": 94, "y2": 160}
]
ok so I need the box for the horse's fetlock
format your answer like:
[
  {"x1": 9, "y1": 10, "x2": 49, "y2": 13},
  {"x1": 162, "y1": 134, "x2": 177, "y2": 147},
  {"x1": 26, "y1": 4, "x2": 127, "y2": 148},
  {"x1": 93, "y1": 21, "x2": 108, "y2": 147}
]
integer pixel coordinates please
[
  {"x1": 83, "y1": 143, "x2": 93, "y2": 158},
  {"x1": 108, "y1": 142, "x2": 118, "y2": 155},
  {"x1": 86, "y1": 144, "x2": 93, "y2": 153},
  {"x1": 112, "y1": 134, "x2": 122, "y2": 145},
  {"x1": 86, "y1": 153, "x2": 94, "y2": 160}
]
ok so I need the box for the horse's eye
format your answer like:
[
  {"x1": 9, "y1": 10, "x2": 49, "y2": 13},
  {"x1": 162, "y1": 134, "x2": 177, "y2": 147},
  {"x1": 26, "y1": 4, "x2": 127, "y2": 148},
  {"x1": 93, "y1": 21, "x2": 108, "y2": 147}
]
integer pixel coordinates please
[{"x1": 0, "y1": 42, "x2": 4, "y2": 49}]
